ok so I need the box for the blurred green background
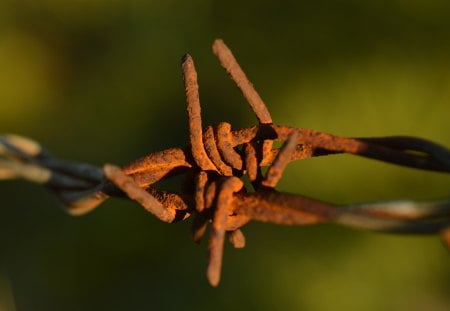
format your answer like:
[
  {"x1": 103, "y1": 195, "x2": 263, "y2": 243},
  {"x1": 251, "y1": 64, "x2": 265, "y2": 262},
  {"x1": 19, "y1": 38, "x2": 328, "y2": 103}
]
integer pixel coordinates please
[{"x1": 1, "y1": 0, "x2": 449, "y2": 310}]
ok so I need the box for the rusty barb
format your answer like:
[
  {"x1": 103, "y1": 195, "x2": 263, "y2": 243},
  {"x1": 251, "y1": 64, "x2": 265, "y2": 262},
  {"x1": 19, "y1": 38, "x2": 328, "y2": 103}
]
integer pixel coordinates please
[{"x1": 1, "y1": 39, "x2": 450, "y2": 287}]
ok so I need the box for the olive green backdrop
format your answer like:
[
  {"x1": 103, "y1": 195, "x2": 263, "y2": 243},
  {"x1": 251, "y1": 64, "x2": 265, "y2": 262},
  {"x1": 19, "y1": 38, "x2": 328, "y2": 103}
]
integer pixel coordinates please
[{"x1": 0, "y1": 1, "x2": 449, "y2": 310}]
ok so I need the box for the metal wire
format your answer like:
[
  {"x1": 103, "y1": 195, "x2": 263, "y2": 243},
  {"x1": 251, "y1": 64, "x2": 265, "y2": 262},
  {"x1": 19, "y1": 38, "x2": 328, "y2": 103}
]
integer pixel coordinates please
[{"x1": 1, "y1": 39, "x2": 449, "y2": 286}]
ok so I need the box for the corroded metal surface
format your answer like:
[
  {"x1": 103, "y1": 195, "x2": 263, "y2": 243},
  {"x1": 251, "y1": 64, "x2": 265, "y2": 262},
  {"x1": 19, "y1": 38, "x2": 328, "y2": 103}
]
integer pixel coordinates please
[{"x1": 1, "y1": 39, "x2": 449, "y2": 287}]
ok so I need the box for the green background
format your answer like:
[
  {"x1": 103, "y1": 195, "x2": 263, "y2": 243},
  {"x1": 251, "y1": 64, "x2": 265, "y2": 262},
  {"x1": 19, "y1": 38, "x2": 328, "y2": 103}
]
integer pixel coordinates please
[{"x1": 0, "y1": 0, "x2": 449, "y2": 310}]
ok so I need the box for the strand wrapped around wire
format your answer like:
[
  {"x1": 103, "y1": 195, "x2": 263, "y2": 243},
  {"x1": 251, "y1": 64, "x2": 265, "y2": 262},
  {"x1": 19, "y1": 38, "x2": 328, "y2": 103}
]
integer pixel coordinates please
[{"x1": 1, "y1": 39, "x2": 449, "y2": 287}]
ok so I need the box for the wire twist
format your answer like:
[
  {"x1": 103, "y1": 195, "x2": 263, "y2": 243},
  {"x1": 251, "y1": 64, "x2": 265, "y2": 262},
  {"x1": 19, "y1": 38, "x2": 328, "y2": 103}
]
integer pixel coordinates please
[{"x1": 1, "y1": 39, "x2": 449, "y2": 287}]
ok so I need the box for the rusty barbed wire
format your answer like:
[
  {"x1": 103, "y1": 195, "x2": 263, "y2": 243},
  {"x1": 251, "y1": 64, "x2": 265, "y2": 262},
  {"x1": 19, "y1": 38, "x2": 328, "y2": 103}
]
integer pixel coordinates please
[{"x1": 1, "y1": 39, "x2": 449, "y2": 287}]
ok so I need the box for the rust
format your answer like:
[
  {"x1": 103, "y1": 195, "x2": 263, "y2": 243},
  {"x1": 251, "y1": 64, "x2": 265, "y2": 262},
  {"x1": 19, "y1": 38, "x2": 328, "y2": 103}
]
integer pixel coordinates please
[
  {"x1": 123, "y1": 148, "x2": 190, "y2": 175},
  {"x1": 244, "y1": 143, "x2": 258, "y2": 181},
  {"x1": 216, "y1": 122, "x2": 243, "y2": 170},
  {"x1": 262, "y1": 140, "x2": 274, "y2": 165},
  {"x1": 207, "y1": 177, "x2": 243, "y2": 287},
  {"x1": 204, "y1": 178, "x2": 217, "y2": 211},
  {"x1": 203, "y1": 126, "x2": 233, "y2": 176},
  {"x1": 212, "y1": 39, "x2": 272, "y2": 125},
  {"x1": 104, "y1": 164, "x2": 177, "y2": 223},
  {"x1": 195, "y1": 171, "x2": 208, "y2": 212},
  {"x1": 226, "y1": 125, "x2": 450, "y2": 172},
  {"x1": 228, "y1": 229, "x2": 246, "y2": 248},
  {"x1": 261, "y1": 143, "x2": 314, "y2": 166},
  {"x1": 212, "y1": 39, "x2": 274, "y2": 164},
  {"x1": 182, "y1": 54, "x2": 217, "y2": 172},
  {"x1": 2, "y1": 39, "x2": 449, "y2": 287},
  {"x1": 68, "y1": 40, "x2": 450, "y2": 285},
  {"x1": 223, "y1": 212, "x2": 251, "y2": 231},
  {"x1": 262, "y1": 130, "x2": 300, "y2": 188},
  {"x1": 234, "y1": 191, "x2": 339, "y2": 225},
  {"x1": 50, "y1": 38, "x2": 450, "y2": 289},
  {"x1": 191, "y1": 213, "x2": 208, "y2": 243}
]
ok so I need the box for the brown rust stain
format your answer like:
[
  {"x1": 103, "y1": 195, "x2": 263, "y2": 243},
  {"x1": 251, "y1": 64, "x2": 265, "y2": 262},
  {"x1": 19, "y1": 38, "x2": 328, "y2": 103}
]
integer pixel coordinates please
[{"x1": 93, "y1": 39, "x2": 449, "y2": 288}]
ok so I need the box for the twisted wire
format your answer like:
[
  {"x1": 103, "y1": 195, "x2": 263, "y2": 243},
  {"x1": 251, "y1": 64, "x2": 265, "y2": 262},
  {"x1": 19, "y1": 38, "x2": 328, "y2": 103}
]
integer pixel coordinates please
[{"x1": 1, "y1": 39, "x2": 449, "y2": 287}]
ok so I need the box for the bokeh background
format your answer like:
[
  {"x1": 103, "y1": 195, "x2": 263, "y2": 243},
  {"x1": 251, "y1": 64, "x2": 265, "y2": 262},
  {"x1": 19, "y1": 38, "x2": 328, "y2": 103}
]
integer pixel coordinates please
[{"x1": 1, "y1": 0, "x2": 449, "y2": 310}]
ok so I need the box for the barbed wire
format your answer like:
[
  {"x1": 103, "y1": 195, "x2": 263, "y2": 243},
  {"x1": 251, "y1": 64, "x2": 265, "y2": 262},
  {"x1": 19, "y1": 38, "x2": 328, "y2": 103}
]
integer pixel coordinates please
[{"x1": 1, "y1": 39, "x2": 449, "y2": 286}]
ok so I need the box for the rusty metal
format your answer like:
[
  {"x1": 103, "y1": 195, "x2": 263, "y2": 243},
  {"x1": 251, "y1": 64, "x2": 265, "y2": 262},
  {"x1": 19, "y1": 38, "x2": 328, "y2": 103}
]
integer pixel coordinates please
[
  {"x1": 228, "y1": 229, "x2": 246, "y2": 249},
  {"x1": 207, "y1": 177, "x2": 244, "y2": 286},
  {"x1": 216, "y1": 122, "x2": 244, "y2": 170},
  {"x1": 104, "y1": 164, "x2": 179, "y2": 223},
  {"x1": 203, "y1": 126, "x2": 233, "y2": 176},
  {"x1": 182, "y1": 54, "x2": 217, "y2": 172},
  {"x1": 262, "y1": 130, "x2": 300, "y2": 188},
  {"x1": 244, "y1": 142, "x2": 259, "y2": 182},
  {"x1": 212, "y1": 38, "x2": 274, "y2": 164},
  {"x1": 1, "y1": 39, "x2": 449, "y2": 287},
  {"x1": 212, "y1": 39, "x2": 272, "y2": 125}
]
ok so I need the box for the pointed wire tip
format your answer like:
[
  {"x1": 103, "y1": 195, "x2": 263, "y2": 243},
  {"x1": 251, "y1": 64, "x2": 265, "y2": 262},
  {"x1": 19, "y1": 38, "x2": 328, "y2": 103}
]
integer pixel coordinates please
[
  {"x1": 181, "y1": 53, "x2": 192, "y2": 64},
  {"x1": 212, "y1": 38, "x2": 225, "y2": 51},
  {"x1": 207, "y1": 268, "x2": 221, "y2": 287}
]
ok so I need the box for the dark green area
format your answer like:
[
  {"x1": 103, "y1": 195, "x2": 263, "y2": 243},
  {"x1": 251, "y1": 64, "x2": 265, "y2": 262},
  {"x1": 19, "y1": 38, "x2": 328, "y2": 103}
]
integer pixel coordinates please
[{"x1": 0, "y1": 1, "x2": 449, "y2": 310}]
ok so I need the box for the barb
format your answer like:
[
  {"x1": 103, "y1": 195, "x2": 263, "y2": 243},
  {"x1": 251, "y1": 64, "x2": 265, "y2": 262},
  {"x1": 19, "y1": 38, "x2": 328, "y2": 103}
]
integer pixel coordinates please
[
  {"x1": 212, "y1": 39, "x2": 272, "y2": 125},
  {"x1": 1, "y1": 39, "x2": 449, "y2": 287}
]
